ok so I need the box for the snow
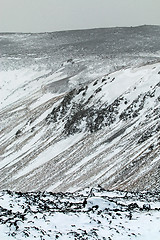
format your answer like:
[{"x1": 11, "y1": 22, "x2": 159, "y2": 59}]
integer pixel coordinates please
[
  {"x1": 0, "y1": 65, "x2": 67, "y2": 110},
  {"x1": 0, "y1": 67, "x2": 49, "y2": 108},
  {"x1": 30, "y1": 93, "x2": 55, "y2": 110},
  {"x1": 86, "y1": 196, "x2": 118, "y2": 210},
  {"x1": 0, "y1": 61, "x2": 160, "y2": 192},
  {"x1": 101, "y1": 63, "x2": 160, "y2": 104},
  {"x1": 0, "y1": 188, "x2": 160, "y2": 239},
  {"x1": 14, "y1": 133, "x2": 84, "y2": 179}
]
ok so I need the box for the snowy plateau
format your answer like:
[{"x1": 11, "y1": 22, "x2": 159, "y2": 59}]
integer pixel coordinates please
[{"x1": 0, "y1": 25, "x2": 160, "y2": 239}]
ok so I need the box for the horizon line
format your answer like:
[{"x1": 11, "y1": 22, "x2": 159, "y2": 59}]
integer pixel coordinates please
[{"x1": 0, "y1": 24, "x2": 160, "y2": 35}]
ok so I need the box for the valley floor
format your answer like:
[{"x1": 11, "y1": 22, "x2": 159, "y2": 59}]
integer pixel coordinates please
[{"x1": 0, "y1": 187, "x2": 160, "y2": 240}]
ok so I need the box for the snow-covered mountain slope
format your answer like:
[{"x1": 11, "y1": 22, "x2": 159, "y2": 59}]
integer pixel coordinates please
[
  {"x1": 0, "y1": 187, "x2": 160, "y2": 239},
  {"x1": 0, "y1": 26, "x2": 160, "y2": 192},
  {"x1": 1, "y1": 62, "x2": 160, "y2": 192}
]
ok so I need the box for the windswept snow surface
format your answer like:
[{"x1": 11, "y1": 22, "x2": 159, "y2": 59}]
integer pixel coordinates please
[{"x1": 0, "y1": 187, "x2": 160, "y2": 240}]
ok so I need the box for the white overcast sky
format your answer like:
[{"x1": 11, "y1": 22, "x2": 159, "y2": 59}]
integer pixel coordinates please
[{"x1": 0, "y1": 0, "x2": 160, "y2": 33}]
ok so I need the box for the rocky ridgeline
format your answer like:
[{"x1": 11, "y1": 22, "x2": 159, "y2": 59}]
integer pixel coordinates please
[
  {"x1": 0, "y1": 187, "x2": 160, "y2": 239},
  {"x1": 46, "y1": 82, "x2": 123, "y2": 135},
  {"x1": 46, "y1": 68, "x2": 160, "y2": 138}
]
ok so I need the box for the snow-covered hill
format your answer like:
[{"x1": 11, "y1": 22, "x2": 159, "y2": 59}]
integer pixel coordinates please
[
  {"x1": 0, "y1": 25, "x2": 160, "y2": 193},
  {"x1": 1, "y1": 60, "x2": 160, "y2": 193},
  {"x1": 0, "y1": 186, "x2": 160, "y2": 240}
]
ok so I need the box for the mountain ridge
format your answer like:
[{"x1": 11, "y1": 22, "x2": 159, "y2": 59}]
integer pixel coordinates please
[{"x1": 0, "y1": 24, "x2": 160, "y2": 34}]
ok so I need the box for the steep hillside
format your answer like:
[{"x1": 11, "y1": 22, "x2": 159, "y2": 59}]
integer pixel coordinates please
[
  {"x1": 0, "y1": 26, "x2": 160, "y2": 192},
  {"x1": 0, "y1": 62, "x2": 160, "y2": 192}
]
